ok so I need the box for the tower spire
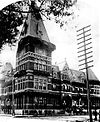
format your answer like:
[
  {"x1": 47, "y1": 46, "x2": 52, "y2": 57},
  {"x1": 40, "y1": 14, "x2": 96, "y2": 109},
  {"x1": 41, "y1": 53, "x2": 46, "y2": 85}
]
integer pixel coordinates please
[
  {"x1": 63, "y1": 58, "x2": 69, "y2": 71},
  {"x1": 20, "y1": 1, "x2": 50, "y2": 42}
]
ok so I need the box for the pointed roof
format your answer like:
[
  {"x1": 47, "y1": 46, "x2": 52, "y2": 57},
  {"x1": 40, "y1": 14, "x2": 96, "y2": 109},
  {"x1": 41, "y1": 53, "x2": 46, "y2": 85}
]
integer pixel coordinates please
[
  {"x1": 21, "y1": 12, "x2": 50, "y2": 42},
  {"x1": 71, "y1": 69, "x2": 85, "y2": 83},
  {"x1": 52, "y1": 65, "x2": 59, "y2": 72},
  {"x1": 61, "y1": 59, "x2": 73, "y2": 82},
  {"x1": 62, "y1": 59, "x2": 69, "y2": 72},
  {"x1": 18, "y1": 4, "x2": 56, "y2": 52},
  {"x1": 88, "y1": 69, "x2": 99, "y2": 81}
]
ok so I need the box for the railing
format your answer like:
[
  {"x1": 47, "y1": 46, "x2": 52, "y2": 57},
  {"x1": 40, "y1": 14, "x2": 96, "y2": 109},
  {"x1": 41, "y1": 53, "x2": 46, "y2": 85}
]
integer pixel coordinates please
[
  {"x1": 14, "y1": 81, "x2": 48, "y2": 92},
  {"x1": 61, "y1": 85, "x2": 87, "y2": 95},
  {"x1": 17, "y1": 52, "x2": 51, "y2": 63}
]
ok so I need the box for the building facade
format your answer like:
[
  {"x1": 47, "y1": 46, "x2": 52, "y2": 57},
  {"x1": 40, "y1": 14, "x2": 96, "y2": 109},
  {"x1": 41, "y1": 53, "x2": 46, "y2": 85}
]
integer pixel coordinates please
[{"x1": 0, "y1": 2, "x2": 100, "y2": 116}]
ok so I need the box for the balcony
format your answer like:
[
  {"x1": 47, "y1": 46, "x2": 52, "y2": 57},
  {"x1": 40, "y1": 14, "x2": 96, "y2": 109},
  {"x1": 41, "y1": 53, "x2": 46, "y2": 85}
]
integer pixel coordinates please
[
  {"x1": 14, "y1": 70, "x2": 27, "y2": 78},
  {"x1": 15, "y1": 62, "x2": 51, "y2": 77},
  {"x1": 61, "y1": 84, "x2": 87, "y2": 95},
  {"x1": 14, "y1": 81, "x2": 49, "y2": 94},
  {"x1": 17, "y1": 52, "x2": 51, "y2": 63}
]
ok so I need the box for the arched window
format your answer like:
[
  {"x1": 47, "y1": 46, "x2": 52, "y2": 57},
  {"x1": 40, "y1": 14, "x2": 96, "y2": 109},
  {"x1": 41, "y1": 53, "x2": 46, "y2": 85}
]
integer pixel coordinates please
[{"x1": 34, "y1": 63, "x2": 38, "y2": 70}]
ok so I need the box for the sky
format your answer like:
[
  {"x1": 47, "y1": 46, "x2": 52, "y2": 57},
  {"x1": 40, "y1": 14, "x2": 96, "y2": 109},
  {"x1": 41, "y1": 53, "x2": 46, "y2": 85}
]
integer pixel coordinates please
[{"x1": 0, "y1": 0, "x2": 100, "y2": 80}]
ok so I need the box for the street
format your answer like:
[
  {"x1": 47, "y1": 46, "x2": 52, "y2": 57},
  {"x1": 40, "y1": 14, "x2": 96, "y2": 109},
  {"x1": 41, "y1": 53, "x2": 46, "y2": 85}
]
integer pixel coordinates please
[{"x1": 0, "y1": 115, "x2": 89, "y2": 122}]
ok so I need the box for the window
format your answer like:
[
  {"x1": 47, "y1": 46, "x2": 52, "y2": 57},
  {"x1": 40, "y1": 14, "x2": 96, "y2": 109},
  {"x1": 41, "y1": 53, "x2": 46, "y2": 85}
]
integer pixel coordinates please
[
  {"x1": 19, "y1": 66, "x2": 21, "y2": 71},
  {"x1": 44, "y1": 66, "x2": 47, "y2": 71},
  {"x1": 29, "y1": 62, "x2": 34, "y2": 70},
  {"x1": 30, "y1": 76, "x2": 33, "y2": 80},
  {"x1": 53, "y1": 84, "x2": 56, "y2": 90},
  {"x1": 26, "y1": 76, "x2": 28, "y2": 80},
  {"x1": 39, "y1": 82, "x2": 42, "y2": 90},
  {"x1": 23, "y1": 76, "x2": 25, "y2": 81},
  {"x1": 15, "y1": 79, "x2": 17, "y2": 83},
  {"x1": 23, "y1": 82, "x2": 27, "y2": 89},
  {"x1": 35, "y1": 47, "x2": 46, "y2": 56},
  {"x1": 23, "y1": 82, "x2": 25, "y2": 89},
  {"x1": 28, "y1": 75, "x2": 33, "y2": 80},
  {"x1": 62, "y1": 74, "x2": 65, "y2": 80},
  {"x1": 29, "y1": 82, "x2": 34, "y2": 88},
  {"x1": 34, "y1": 63, "x2": 38, "y2": 70},
  {"x1": 38, "y1": 97, "x2": 43, "y2": 104},
  {"x1": 21, "y1": 65, "x2": 23, "y2": 70},
  {"x1": 25, "y1": 63, "x2": 28, "y2": 70},
  {"x1": 53, "y1": 72, "x2": 57, "y2": 78},
  {"x1": 42, "y1": 65, "x2": 45, "y2": 71},
  {"x1": 39, "y1": 79, "x2": 43, "y2": 83},
  {"x1": 34, "y1": 77, "x2": 38, "y2": 82},
  {"x1": 44, "y1": 79, "x2": 47, "y2": 83},
  {"x1": 43, "y1": 83, "x2": 46, "y2": 90},
  {"x1": 15, "y1": 84, "x2": 17, "y2": 90},
  {"x1": 62, "y1": 84, "x2": 65, "y2": 91},
  {"x1": 39, "y1": 64, "x2": 42, "y2": 70},
  {"x1": 35, "y1": 82, "x2": 38, "y2": 89},
  {"x1": 67, "y1": 85, "x2": 70, "y2": 92},
  {"x1": 18, "y1": 84, "x2": 20, "y2": 90},
  {"x1": 18, "y1": 79, "x2": 20, "y2": 83},
  {"x1": 21, "y1": 83, "x2": 23, "y2": 89},
  {"x1": 8, "y1": 85, "x2": 12, "y2": 91},
  {"x1": 47, "y1": 66, "x2": 51, "y2": 72},
  {"x1": 20, "y1": 79, "x2": 23, "y2": 83},
  {"x1": 48, "y1": 84, "x2": 52, "y2": 90},
  {"x1": 23, "y1": 64, "x2": 25, "y2": 70},
  {"x1": 48, "y1": 78, "x2": 51, "y2": 83},
  {"x1": 26, "y1": 82, "x2": 29, "y2": 88},
  {"x1": 64, "y1": 75, "x2": 68, "y2": 80},
  {"x1": 42, "y1": 61, "x2": 46, "y2": 64}
]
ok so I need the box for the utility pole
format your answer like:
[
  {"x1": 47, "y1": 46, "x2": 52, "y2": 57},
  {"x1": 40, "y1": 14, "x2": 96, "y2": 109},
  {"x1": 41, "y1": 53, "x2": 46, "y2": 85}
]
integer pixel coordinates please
[
  {"x1": 12, "y1": 71, "x2": 15, "y2": 116},
  {"x1": 77, "y1": 25, "x2": 93, "y2": 122}
]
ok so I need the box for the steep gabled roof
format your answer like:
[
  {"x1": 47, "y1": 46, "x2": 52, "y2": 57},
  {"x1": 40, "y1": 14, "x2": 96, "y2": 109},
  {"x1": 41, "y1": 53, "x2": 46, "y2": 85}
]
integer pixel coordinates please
[
  {"x1": 61, "y1": 60, "x2": 74, "y2": 82},
  {"x1": 88, "y1": 69, "x2": 99, "y2": 81},
  {"x1": 52, "y1": 65, "x2": 60, "y2": 72},
  {"x1": 71, "y1": 69, "x2": 85, "y2": 83},
  {"x1": 62, "y1": 60, "x2": 69, "y2": 72},
  {"x1": 21, "y1": 12, "x2": 50, "y2": 42},
  {"x1": 17, "y1": 7, "x2": 56, "y2": 53},
  {"x1": 70, "y1": 69, "x2": 99, "y2": 85}
]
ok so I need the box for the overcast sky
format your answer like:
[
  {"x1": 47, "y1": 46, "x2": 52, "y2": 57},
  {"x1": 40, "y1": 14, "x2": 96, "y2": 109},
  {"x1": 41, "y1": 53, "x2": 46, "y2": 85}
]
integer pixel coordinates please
[{"x1": 0, "y1": 0, "x2": 100, "y2": 80}]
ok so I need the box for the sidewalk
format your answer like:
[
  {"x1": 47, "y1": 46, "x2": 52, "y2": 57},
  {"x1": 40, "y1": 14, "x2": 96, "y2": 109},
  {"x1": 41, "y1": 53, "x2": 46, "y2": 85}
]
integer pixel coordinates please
[
  {"x1": 0, "y1": 114, "x2": 89, "y2": 122},
  {"x1": 0, "y1": 113, "x2": 12, "y2": 117}
]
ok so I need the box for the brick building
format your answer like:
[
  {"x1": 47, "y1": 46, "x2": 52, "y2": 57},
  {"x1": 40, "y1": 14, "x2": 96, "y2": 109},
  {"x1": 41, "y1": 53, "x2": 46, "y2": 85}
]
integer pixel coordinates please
[{"x1": 0, "y1": 2, "x2": 100, "y2": 116}]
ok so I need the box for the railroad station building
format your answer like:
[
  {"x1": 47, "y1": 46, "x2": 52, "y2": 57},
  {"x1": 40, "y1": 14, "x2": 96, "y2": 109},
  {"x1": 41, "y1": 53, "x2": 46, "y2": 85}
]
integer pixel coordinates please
[{"x1": 0, "y1": 3, "x2": 100, "y2": 116}]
